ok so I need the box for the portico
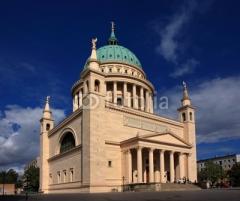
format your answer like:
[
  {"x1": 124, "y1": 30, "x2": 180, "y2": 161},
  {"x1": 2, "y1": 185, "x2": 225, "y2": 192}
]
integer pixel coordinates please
[{"x1": 121, "y1": 132, "x2": 192, "y2": 184}]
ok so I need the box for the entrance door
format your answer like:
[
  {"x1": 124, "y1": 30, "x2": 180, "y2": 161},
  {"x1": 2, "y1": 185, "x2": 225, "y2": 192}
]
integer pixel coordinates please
[
  {"x1": 167, "y1": 171, "x2": 170, "y2": 182},
  {"x1": 146, "y1": 166, "x2": 149, "y2": 183}
]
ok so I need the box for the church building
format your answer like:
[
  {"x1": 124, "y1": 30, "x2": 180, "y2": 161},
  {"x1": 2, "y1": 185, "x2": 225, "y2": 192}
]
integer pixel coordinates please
[{"x1": 39, "y1": 24, "x2": 197, "y2": 193}]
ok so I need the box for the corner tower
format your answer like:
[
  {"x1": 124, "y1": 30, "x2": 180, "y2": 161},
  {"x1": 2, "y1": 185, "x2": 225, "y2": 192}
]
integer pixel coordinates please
[
  {"x1": 178, "y1": 82, "x2": 197, "y2": 182},
  {"x1": 39, "y1": 96, "x2": 54, "y2": 193}
]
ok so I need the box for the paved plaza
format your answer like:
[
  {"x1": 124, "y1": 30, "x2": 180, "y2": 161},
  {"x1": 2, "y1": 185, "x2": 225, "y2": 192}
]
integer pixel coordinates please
[{"x1": 1, "y1": 189, "x2": 240, "y2": 201}]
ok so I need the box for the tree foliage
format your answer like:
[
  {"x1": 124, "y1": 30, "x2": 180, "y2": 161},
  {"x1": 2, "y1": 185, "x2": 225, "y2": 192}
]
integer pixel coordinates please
[
  {"x1": 0, "y1": 169, "x2": 18, "y2": 184},
  {"x1": 198, "y1": 161, "x2": 225, "y2": 183},
  {"x1": 229, "y1": 162, "x2": 240, "y2": 186},
  {"x1": 23, "y1": 166, "x2": 39, "y2": 192}
]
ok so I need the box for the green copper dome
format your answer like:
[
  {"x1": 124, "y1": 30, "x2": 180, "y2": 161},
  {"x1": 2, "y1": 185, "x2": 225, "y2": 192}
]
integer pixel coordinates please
[
  {"x1": 96, "y1": 45, "x2": 142, "y2": 68},
  {"x1": 84, "y1": 23, "x2": 142, "y2": 69}
]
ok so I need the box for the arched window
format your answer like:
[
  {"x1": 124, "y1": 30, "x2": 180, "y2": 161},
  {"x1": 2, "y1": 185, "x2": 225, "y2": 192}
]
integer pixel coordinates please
[
  {"x1": 46, "y1": 123, "x2": 51, "y2": 131},
  {"x1": 189, "y1": 112, "x2": 193, "y2": 121},
  {"x1": 85, "y1": 80, "x2": 89, "y2": 93},
  {"x1": 94, "y1": 80, "x2": 100, "y2": 92},
  {"x1": 182, "y1": 112, "x2": 186, "y2": 122},
  {"x1": 60, "y1": 132, "x2": 76, "y2": 153}
]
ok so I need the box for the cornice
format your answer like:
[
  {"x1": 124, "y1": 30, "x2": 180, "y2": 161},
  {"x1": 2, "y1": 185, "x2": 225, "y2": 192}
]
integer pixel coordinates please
[
  {"x1": 48, "y1": 145, "x2": 82, "y2": 162},
  {"x1": 105, "y1": 101, "x2": 183, "y2": 128},
  {"x1": 48, "y1": 108, "x2": 82, "y2": 137}
]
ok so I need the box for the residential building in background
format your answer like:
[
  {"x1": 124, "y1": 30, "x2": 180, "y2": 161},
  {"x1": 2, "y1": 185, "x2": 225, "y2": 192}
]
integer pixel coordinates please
[
  {"x1": 197, "y1": 154, "x2": 240, "y2": 172},
  {"x1": 0, "y1": 184, "x2": 15, "y2": 195}
]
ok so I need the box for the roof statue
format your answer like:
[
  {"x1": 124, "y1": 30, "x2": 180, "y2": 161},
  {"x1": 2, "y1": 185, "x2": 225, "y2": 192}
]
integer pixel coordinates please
[
  {"x1": 46, "y1": 96, "x2": 50, "y2": 103},
  {"x1": 91, "y1": 38, "x2": 97, "y2": 50},
  {"x1": 182, "y1": 81, "x2": 190, "y2": 103},
  {"x1": 183, "y1": 81, "x2": 187, "y2": 89}
]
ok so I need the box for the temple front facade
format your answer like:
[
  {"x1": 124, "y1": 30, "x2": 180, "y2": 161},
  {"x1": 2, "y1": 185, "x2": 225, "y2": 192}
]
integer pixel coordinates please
[{"x1": 39, "y1": 24, "x2": 197, "y2": 193}]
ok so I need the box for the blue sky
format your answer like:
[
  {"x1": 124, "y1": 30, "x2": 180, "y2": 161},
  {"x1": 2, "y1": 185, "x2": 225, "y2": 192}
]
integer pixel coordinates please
[{"x1": 0, "y1": 0, "x2": 240, "y2": 171}]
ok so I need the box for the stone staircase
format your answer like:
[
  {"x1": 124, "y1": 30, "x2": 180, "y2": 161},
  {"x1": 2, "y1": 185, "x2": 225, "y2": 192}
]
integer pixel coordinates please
[
  {"x1": 125, "y1": 183, "x2": 201, "y2": 192},
  {"x1": 161, "y1": 183, "x2": 201, "y2": 191}
]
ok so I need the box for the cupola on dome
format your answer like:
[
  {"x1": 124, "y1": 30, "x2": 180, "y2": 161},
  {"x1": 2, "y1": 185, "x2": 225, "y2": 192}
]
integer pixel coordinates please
[{"x1": 85, "y1": 22, "x2": 142, "y2": 69}]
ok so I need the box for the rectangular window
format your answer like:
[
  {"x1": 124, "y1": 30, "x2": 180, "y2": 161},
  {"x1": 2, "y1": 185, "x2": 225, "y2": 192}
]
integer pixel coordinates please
[
  {"x1": 57, "y1": 171, "x2": 61, "y2": 184},
  {"x1": 49, "y1": 174, "x2": 53, "y2": 184},
  {"x1": 108, "y1": 160, "x2": 112, "y2": 167},
  {"x1": 70, "y1": 168, "x2": 74, "y2": 182},
  {"x1": 63, "y1": 170, "x2": 67, "y2": 183}
]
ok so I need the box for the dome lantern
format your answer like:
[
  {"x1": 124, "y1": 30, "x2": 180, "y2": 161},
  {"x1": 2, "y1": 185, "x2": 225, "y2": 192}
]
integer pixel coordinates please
[{"x1": 108, "y1": 21, "x2": 118, "y2": 45}]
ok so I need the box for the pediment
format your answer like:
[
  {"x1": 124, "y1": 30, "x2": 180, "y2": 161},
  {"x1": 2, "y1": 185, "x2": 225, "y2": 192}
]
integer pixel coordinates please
[{"x1": 140, "y1": 132, "x2": 191, "y2": 147}]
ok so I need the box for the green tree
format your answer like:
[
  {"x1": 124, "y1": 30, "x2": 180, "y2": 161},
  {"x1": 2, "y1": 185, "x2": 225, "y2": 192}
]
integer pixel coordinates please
[
  {"x1": 0, "y1": 169, "x2": 18, "y2": 184},
  {"x1": 23, "y1": 166, "x2": 39, "y2": 192},
  {"x1": 198, "y1": 161, "x2": 225, "y2": 184},
  {"x1": 229, "y1": 162, "x2": 240, "y2": 186}
]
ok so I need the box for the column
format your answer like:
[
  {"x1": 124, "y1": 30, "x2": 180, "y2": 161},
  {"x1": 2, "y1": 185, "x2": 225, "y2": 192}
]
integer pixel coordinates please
[
  {"x1": 179, "y1": 153, "x2": 184, "y2": 179},
  {"x1": 84, "y1": 81, "x2": 88, "y2": 95},
  {"x1": 123, "y1": 82, "x2": 128, "y2": 107},
  {"x1": 137, "y1": 147, "x2": 143, "y2": 183},
  {"x1": 127, "y1": 150, "x2": 132, "y2": 184},
  {"x1": 149, "y1": 93, "x2": 153, "y2": 113},
  {"x1": 140, "y1": 87, "x2": 144, "y2": 111},
  {"x1": 79, "y1": 90, "x2": 83, "y2": 107},
  {"x1": 160, "y1": 150, "x2": 165, "y2": 183},
  {"x1": 133, "y1": 84, "x2": 137, "y2": 109},
  {"x1": 72, "y1": 98, "x2": 75, "y2": 111},
  {"x1": 73, "y1": 94, "x2": 78, "y2": 111},
  {"x1": 113, "y1": 81, "x2": 117, "y2": 104},
  {"x1": 170, "y1": 151, "x2": 175, "y2": 183},
  {"x1": 149, "y1": 148, "x2": 154, "y2": 183},
  {"x1": 145, "y1": 91, "x2": 149, "y2": 112}
]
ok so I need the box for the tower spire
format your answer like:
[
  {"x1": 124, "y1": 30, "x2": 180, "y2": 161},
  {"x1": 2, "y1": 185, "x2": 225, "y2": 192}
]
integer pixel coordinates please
[
  {"x1": 181, "y1": 81, "x2": 191, "y2": 106},
  {"x1": 108, "y1": 21, "x2": 118, "y2": 45},
  {"x1": 43, "y1": 96, "x2": 52, "y2": 119}
]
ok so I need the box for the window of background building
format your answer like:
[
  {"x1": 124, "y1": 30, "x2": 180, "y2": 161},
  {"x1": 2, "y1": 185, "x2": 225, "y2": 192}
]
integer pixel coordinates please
[{"x1": 108, "y1": 160, "x2": 112, "y2": 167}]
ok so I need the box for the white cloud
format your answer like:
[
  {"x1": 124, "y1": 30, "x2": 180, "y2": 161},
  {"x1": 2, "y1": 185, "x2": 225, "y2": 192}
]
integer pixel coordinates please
[
  {"x1": 0, "y1": 105, "x2": 65, "y2": 171},
  {"x1": 156, "y1": 1, "x2": 197, "y2": 62},
  {"x1": 156, "y1": 12, "x2": 187, "y2": 62},
  {"x1": 155, "y1": 1, "x2": 201, "y2": 77},
  {"x1": 170, "y1": 58, "x2": 199, "y2": 78},
  {"x1": 157, "y1": 76, "x2": 240, "y2": 144}
]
